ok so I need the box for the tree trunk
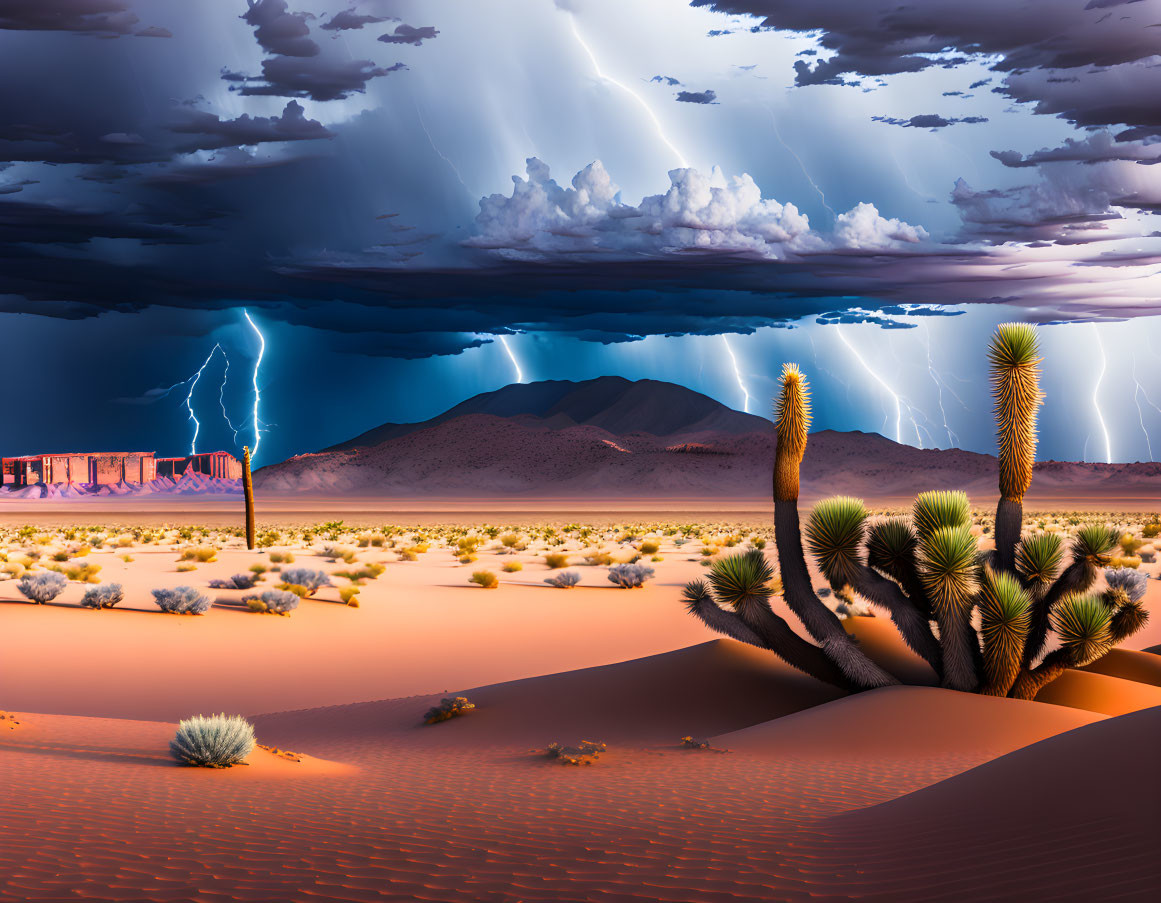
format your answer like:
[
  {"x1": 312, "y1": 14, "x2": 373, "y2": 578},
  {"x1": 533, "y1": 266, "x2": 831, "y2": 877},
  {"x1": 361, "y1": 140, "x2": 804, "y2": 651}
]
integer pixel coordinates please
[
  {"x1": 935, "y1": 608, "x2": 979, "y2": 691},
  {"x1": 243, "y1": 446, "x2": 256, "y2": 551},
  {"x1": 849, "y1": 566, "x2": 942, "y2": 674},
  {"x1": 994, "y1": 497, "x2": 1023, "y2": 574},
  {"x1": 736, "y1": 600, "x2": 855, "y2": 691},
  {"x1": 774, "y1": 500, "x2": 899, "y2": 688}
]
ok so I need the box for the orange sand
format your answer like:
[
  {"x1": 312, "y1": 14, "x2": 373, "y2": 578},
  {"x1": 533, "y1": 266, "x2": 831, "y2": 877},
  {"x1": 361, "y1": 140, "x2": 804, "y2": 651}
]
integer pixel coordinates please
[{"x1": 4, "y1": 505, "x2": 1161, "y2": 901}]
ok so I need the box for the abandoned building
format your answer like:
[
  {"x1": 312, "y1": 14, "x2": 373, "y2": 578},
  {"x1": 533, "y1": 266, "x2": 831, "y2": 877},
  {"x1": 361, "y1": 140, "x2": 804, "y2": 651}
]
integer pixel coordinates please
[
  {"x1": 155, "y1": 451, "x2": 243, "y2": 480},
  {"x1": 1, "y1": 450, "x2": 241, "y2": 487}
]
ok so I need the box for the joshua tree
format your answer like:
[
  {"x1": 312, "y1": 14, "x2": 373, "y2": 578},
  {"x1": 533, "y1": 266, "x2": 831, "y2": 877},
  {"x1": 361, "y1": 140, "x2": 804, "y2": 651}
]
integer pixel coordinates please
[
  {"x1": 243, "y1": 445, "x2": 256, "y2": 551},
  {"x1": 684, "y1": 324, "x2": 1148, "y2": 701}
]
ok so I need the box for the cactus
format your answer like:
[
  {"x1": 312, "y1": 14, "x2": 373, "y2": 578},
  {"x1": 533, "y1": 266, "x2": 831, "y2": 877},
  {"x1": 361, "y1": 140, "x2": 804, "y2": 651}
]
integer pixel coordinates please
[
  {"x1": 682, "y1": 324, "x2": 1148, "y2": 700},
  {"x1": 243, "y1": 445, "x2": 255, "y2": 551}
]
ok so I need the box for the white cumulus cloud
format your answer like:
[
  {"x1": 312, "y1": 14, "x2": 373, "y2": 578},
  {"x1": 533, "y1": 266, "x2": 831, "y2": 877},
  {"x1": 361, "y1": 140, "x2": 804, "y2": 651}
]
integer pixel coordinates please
[{"x1": 468, "y1": 158, "x2": 929, "y2": 260}]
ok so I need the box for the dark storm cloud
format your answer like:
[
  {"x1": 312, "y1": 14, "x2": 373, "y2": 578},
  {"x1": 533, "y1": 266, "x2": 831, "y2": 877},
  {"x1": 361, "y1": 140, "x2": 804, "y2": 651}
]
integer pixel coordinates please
[
  {"x1": 320, "y1": 9, "x2": 392, "y2": 32},
  {"x1": 675, "y1": 89, "x2": 717, "y2": 104},
  {"x1": 872, "y1": 114, "x2": 988, "y2": 129},
  {"x1": 992, "y1": 133, "x2": 1161, "y2": 168},
  {"x1": 241, "y1": 0, "x2": 318, "y2": 57},
  {"x1": 0, "y1": 0, "x2": 138, "y2": 34},
  {"x1": 651, "y1": 75, "x2": 681, "y2": 86},
  {"x1": 690, "y1": 1, "x2": 1160, "y2": 79},
  {"x1": 168, "y1": 101, "x2": 333, "y2": 152},
  {"x1": 378, "y1": 24, "x2": 439, "y2": 46},
  {"x1": 229, "y1": 0, "x2": 412, "y2": 101}
]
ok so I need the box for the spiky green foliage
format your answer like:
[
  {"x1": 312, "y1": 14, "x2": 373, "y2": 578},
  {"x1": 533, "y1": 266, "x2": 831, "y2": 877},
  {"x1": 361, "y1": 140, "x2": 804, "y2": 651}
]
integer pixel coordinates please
[
  {"x1": 681, "y1": 579, "x2": 714, "y2": 612},
  {"x1": 774, "y1": 364, "x2": 810, "y2": 501},
  {"x1": 977, "y1": 567, "x2": 1031, "y2": 694},
  {"x1": 912, "y1": 491, "x2": 970, "y2": 543},
  {"x1": 1052, "y1": 594, "x2": 1112, "y2": 665},
  {"x1": 919, "y1": 525, "x2": 980, "y2": 614},
  {"x1": 805, "y1": 496, "x2": 867, "y2": 586},
  {"x1": 707, "y1": 548, "x2": 775, "y2": 613},
  {"x1": 866, "y1": 517, "x2": 917, "y2": 578},
  {"x1": 1072, "y1": 525, "x2": 1118, "y2": 567},
  {"x1": 1015, "y1": 533, "x2": 1064, "y2": 586},
  {"x1": 989, "y1": 323, "x2": 1041, "y2": 502},
  {"x1": 170, "y1": 714, "x2": 255, "y2": 767},
  {"x1": 1108, "y1": 600, "x2": 1149, "y2": 644}
]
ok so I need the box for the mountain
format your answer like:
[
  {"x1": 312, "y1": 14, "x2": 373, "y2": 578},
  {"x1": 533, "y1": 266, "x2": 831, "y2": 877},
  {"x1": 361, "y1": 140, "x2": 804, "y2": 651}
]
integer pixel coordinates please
[
  {"x1": 324, "y1": 376, "x2": 769, "y2": 451},
  {"x1": 254, "y1": 377, "x2": 1161, "y2": 499}
]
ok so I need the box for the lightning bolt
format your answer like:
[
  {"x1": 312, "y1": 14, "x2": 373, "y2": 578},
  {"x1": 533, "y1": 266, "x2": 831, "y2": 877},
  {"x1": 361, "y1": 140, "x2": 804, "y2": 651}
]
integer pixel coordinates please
[
  {"x1": 244, "y1": 309, "x2": 266, "y2": 461},
  {"x1": 766, "y1": 108, "x2": 835, "y2": 222},
  {"x1": 721, "y1": 335, "x2": 751, "y2": 413},
  {"x1": 567, "y1": 13, "x2": 688, "y2": 168},
  {"x1": 1091, "y1": 322, "x2": 1112, "y2": 464},
  {"x1": 498, "y1": 334, "x2": 525, "y2": 383},
  {"x1": 1131, "y1": 351, "x2": 1161, "y2": 462},
  {"x1": 836, "y1": 326, "x2": 924, "y2": 447},
  {"x1": 184, "y1": 345, "x2": 224, "y2": 455},
  {"x1": 922, "y1": 325, "x2": 961, "y2": 448},
  {"x1": 413, "y1": 97, "x2": 471, "y2": 195}
]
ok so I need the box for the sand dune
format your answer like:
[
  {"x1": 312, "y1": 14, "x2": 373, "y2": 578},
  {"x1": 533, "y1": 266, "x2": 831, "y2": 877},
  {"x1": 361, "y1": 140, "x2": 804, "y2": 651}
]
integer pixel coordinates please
[
  {"x1": 1033, "y1": 667, "x2": 1161, "y2": 716},
  {"x1": 715, "y1": 685, "x2": 1103, "y2": 759},
  {"x1": 6, "y1": 640, "x2": 1149, "y2": 902},
  {"x1": 827, "y1": 706, "x2": 1161, "y2": 901},
  {"x1": 1083, "y1": 648, "x2": 1161, "y2": 687},
  {"x1": 252, "y1": 639, "x2": 845, "y2": 751}
]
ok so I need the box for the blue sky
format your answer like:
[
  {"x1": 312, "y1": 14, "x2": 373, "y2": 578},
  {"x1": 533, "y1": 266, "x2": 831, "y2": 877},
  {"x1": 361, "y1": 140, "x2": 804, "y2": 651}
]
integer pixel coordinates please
[{"x1": 1, "y1": 0, "x2": 1159, "y2": 464}]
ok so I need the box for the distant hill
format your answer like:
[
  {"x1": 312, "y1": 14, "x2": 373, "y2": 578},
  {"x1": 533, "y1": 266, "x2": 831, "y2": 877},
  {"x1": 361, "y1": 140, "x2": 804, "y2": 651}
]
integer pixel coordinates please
[
  {"x1": 254, "y1": 377, "x2": 1161, "y2": 500},
  {"x1": 324, "y1": 376, "x2": 769, "y2": 451}
]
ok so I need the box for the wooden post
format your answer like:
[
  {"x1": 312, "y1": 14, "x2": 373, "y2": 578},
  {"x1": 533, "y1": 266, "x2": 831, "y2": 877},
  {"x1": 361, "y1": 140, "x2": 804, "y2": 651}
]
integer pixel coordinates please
[{"x1": 243, "y1": 446, "x2": 256, "y2": 551}]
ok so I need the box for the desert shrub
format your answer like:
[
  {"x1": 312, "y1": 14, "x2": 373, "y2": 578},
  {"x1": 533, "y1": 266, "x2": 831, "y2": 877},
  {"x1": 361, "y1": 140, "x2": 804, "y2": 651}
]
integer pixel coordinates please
[
  {"x1": 500, "y1": 533, "x2": 524, "y2": 551},
  {"x1": 458, "y1": 553, "x2": 478, "y2": 564},
  {"x1": 544, "y1": 553, "x2": 569, "y2": 569},
  {"x1": 1119, "y1": 533, "x2": 1145, "y2": 555},
  {"x1": 242, "y1": 589, "x2": 299, "y2": 616},
  {"x1": 248, "y1": 563, "x2": 268, "y2": 575},
  {"x1": 751, "y1": 537, "x2": 767, "y2": 550},
  {"x1": 1143, "y1": 521, "x2": 1161, "y2": 538},
  {"x1": 1105, "y1": 567, "x2": 1148, "y2": 601},
  {"x1": 339, "y1": 587, "x2": 360, "y2": 606},
  {"x1": 581, "y1": 552, "x2": 613, "y2": 566},
  {"x1": 320, "y1": 545, "x2": 357, "y2": 564},
  {"x1": 170, "y1": 714, "x2": 255, "y2": 767},
  {"x1": 80, "y1": 583, "x2": 124, "y2": 609},
  {"x1": 208, "y1": 573, "x2": 259, "y2": 590},
  {"x1": 176, "y1": 564, "x2": 197, "y2": 573},
  {"x1": 179, "y1": 546, "x2": 218, "y2": 563},
  {"x1": 545, "y1": 570, "x2": 581, "y2": 588},
  {"x1": 502, "y1": 561, "x2": 523, "y2": 573},
  {"x1": 397, "y1": 549, "x2": 418, "y2": 561},
  {"x1": 51, "y1": 551, "x2": 69, "y2": 562},
  {"x1": 546, "y1": 739, "x2": 606, "y2": 765},
  {"x1": 64, "y1": 562, "x2": 101, "y2": 583},
  {"x1": 333, "y1": 563, "x2": 385, "y2": 583},
  {"x1": 152, "y1": 586, "x2": 212, "y2": 615},
  {"x1": 17, "y1": 571, "x2": 68, "y2": 604},
  {"x1": 608, "y1": 563, "x2": 654, "y2": 588},
  {"x1": 469, "y1": 570, "x2": 499, "y2": 589},
  {"x1": 680, "y1": 736, "x2": 729, "y2": 753},
  {"x1": 424, "y1": 696, "x2": 475, "y2": 724},
  {"x1": 269, "y1": 552, "x2": 294, "y2": 564},
  {"x1": 638, "y1": 541, "x2": 660, "y2": 555},
  {"x1": 1109, "y1": 555, "x2": 1141, "y2": 569},
  {"x1": 277, "y1": 568, "x2": 331, "y2": 596}
]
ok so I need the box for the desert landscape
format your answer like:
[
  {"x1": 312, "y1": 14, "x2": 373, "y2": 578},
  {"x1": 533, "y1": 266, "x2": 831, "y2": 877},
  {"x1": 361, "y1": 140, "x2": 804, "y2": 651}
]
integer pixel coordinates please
[
  {"x1": 5, "y1": 328, "x2": 1161, "y2": 901},
  {"x1": 7, "y1": 3, "x2": 1161, "y2": 899}
]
